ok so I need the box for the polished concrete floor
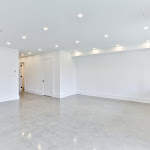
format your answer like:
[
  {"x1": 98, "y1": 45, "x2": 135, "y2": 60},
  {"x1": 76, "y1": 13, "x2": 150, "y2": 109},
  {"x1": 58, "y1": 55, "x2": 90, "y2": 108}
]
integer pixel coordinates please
[{"x1": 0, "y1": 93, "x2": 150, "y2": 150}]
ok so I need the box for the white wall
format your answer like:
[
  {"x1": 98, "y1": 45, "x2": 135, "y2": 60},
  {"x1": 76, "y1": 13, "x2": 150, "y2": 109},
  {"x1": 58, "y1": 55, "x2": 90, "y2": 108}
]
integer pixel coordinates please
[
  {"x1": 19, "y1": 49, "x2": 150, "y2": 103},
  {"x1": 60, "y1": 51, "x2": 77, "y2": 98},
  {"x1": 74, "y1": 49, "x2": 150, "y2": 103},
  {"x1": 20, "y1": 51, "x2": 60, "y2": 98},
  {"x1": 20, "y1": 51, "x2": 77, "y2": 98},
  {"x1": 0, "y1": 47, "x2": 19, "y2": 102}
]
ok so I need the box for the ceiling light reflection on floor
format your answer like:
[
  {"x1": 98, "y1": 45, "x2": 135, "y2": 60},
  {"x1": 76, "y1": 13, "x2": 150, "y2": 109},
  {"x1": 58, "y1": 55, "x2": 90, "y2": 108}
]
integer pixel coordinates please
[
  {"x1": 28, "y1": 133, "x2": 31, "y2": 139},
  {"x1": 38, "y1": 144, "x2": 41, "y2": 150},
  {"x1": 21, "y1": 132, "x2": 25, "y2": 136}
]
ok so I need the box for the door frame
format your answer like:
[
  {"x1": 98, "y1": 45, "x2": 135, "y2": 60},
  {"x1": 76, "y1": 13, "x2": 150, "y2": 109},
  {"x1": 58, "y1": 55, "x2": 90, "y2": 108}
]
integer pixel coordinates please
[
  {"x1": 42, "y1": 58, "x2": 53, "y2": 96},
  {"x1": 19, "y1": 62, "x2": 25, "y2": 92}
]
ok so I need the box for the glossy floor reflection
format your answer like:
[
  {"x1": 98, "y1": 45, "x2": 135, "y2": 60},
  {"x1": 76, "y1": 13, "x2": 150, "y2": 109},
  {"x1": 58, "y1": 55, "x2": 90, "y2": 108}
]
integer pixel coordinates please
[{"x1": 0, "y1": 92, "x2": 150, "y2": 150}]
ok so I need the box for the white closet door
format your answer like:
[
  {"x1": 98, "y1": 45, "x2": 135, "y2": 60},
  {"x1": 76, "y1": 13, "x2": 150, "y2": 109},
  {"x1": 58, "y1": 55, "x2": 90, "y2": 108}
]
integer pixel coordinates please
[{"x1": 43, "y1": 59, "x2": 52, "y2": 96}]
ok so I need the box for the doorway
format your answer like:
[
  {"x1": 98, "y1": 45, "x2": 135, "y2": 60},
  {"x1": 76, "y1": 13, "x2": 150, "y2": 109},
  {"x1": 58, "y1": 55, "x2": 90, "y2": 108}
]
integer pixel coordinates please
[
  {"x1": 19, "y1": 62, "x2": 25, "y2": 92},
  {"x1": 42, "y1": 59, "x2": 53, "y2": 96}
]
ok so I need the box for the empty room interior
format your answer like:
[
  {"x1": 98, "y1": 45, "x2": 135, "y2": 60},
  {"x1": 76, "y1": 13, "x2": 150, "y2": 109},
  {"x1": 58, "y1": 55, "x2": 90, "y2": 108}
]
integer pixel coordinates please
[{"x1": 1, "y1": 0, "x2": 150, "y2": 149}]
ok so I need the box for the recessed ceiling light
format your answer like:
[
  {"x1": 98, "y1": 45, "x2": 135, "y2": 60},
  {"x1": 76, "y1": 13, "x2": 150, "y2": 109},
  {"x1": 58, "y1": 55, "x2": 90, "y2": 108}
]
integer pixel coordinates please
[
  {"x1": 116, "y1": 44, "x2": 120, "y2": 47},
  {"x1": 22, "y1": 36, "x2": 26, "y2": 39},
  {"x1": 76, "y1": 41, "x2": 80, "y2": 44},
  {"x1": 6, "y1": 42, "x2": 11, "y2": 45},
  {"x1": 21, "y1": 54, "x2": 24, "y2": 56},
  {"x1": 29, "y1": 52, "x2": 31, "y2": 55},
  {"x1": 43, "y1": 27, "x2": 48, "y2": 31},
  {"x1": 104, "y1": 35, "x2": 108, "y2": 38},
  {"x1": 55, "y1": 45, "x2": 59, "y2": 48},
  {"x1": 78, "y1": 13, "x2": 83, "y2": 18},
  {"x1": 39, "y1": 49, "x2": 42, "y2": 51},
  {"x1": 144, "y1": 26, "x2": 149, "y2": 30}
]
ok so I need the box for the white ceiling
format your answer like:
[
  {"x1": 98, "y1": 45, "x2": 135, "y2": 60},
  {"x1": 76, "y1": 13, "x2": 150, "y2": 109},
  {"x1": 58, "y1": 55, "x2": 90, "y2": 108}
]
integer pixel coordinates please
[{"x1": 0, "y1": 0, "x2": 150, "y2": 56}]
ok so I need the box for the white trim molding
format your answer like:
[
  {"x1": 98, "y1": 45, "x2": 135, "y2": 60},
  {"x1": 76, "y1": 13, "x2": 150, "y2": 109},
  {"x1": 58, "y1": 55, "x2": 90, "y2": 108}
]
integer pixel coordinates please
[
  {"x1": 0, "y1": 95, "x2": 20, "y2": 103},
  {"x1": 60, "y1": 91, "x2": 77, "y2": 98},
  {"x1": 78, "y1": 91, "x2": 150, "y2": 104},
  {"x1": 25, "y1": 90, "x2": 42, "y2": 95}
]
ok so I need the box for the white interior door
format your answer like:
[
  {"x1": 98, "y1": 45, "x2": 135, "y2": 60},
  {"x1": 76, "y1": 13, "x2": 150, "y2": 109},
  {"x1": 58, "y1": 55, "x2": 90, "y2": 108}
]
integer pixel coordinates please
[{"x1": 43, "y1": 59, "x2": 52, "y2": 96}]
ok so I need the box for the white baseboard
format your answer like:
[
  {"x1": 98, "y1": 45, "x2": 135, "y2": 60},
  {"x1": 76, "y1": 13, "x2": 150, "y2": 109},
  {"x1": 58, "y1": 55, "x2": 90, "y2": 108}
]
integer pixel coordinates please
[
  {"x1": 78, "y1": 91, "x2": 150, "y2": 104},
  {"x1": 23, "y1": 90, "x2": 150, "y2": 104},
  {"x1": 25, "y1": 90, "x2": 61, "y2": 99},
  {"x1": 52, "y1": 93, "x2": 60, "y2": 98},
  {"x1": 60, "y1": 91, "x2": 77, "y2": 98},
  {"x1": 0, "y1": 95, "x2": 20, "y2": 103},
  {"x1": 25, "y1": 90, "x2": 42, "y2": 95}
]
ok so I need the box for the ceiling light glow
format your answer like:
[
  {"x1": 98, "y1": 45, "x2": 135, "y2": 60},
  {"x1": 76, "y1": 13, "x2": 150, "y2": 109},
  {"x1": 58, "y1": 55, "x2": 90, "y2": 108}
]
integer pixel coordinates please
[
  {"x1": 144, "y1": 42, "x2": 150, "y2": 48},
  {"x1": 55, "y1": 45, "x2": 59, "y2": 48},
  {"x1": 78, "y1": 13, "x2": 83, "y2": 18},
  {"x1": 116, "y1": 45, "x2": 120, "y2": 47},
  {"x1": 144, "y1": 26, "x2": 149, "y2": 30},
  {"x1": 6, "y1": 42, "x2": 11, "y2": 45},
  {"x1": 22, "y1": 36, "x2": 26, "y2": 39},
  {"x1": 104, "y1": 35, "x2": 108, "y2": 38},
  {"x1": 92, "y1": 49, "x2": 101, "y2": 55},
  {"x1": 76, "y1": 41, "x2": 80, "y2": 44},
  {"x1": 29, "y1": 52, "x2": 31, "y2": 55},
  {"x1": 39, "y1": 49, "x2": 42, "y2": 51},
  {"x1": 43, "y1": 27, "x2": 48, "y2": 31}
]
